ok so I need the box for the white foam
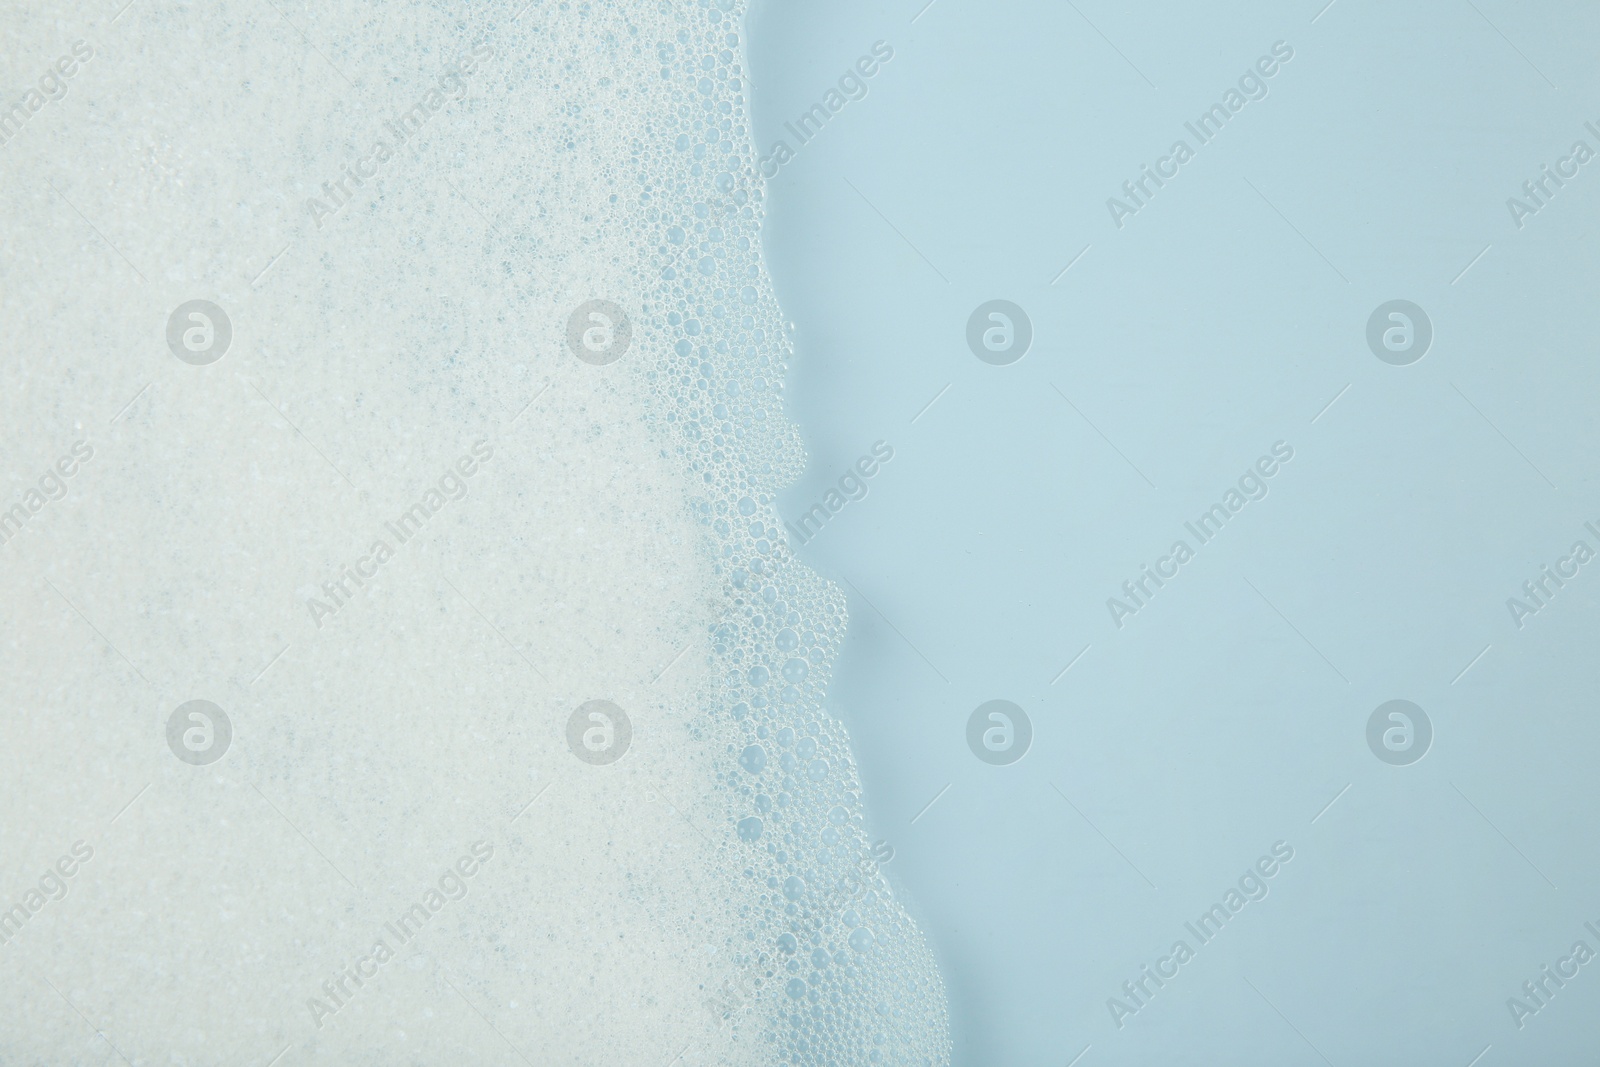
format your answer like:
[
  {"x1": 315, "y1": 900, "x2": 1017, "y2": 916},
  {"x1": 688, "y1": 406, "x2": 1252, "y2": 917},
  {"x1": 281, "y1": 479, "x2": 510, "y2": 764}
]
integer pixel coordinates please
[{"x1": 0, "y1": 0, "x2": 948, "y2": 1062}]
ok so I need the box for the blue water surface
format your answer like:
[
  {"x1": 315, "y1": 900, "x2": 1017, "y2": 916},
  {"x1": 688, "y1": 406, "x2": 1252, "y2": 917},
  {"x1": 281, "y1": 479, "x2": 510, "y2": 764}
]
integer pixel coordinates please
[{"x1": 749, "y1": 0, "x2": 1600, "y2": 1063}]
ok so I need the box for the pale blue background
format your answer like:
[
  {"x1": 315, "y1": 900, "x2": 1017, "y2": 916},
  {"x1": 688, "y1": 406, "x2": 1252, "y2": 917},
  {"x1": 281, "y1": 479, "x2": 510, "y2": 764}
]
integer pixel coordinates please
[{"x1": 749, "y1": 0, "x2": 1600, "y2": 1063}]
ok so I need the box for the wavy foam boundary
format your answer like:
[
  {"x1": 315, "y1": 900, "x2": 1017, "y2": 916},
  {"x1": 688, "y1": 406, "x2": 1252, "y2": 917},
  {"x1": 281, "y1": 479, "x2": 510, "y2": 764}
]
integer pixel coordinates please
[{"x1": 625, "y1": 2, "x2": 952, "y2": 1063}]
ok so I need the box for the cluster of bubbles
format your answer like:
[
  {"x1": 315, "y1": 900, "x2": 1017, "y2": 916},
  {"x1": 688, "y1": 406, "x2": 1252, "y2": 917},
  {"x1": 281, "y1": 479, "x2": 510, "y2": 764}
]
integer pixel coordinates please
[{"x1": 606, "y1": 0, "x2": 951, "y2": 1062}]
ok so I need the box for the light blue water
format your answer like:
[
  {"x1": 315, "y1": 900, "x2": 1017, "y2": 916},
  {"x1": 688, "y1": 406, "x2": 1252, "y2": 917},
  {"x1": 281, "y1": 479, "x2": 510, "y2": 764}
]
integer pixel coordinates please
[{"x1": 751, "y1": 0, "x2": 1600, "y2": 1063}]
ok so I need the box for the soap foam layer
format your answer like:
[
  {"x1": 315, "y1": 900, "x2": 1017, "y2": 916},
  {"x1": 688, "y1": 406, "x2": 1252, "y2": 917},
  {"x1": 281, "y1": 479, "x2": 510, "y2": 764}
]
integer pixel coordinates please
[{"x1": 0, "y1": 0, "x2": 949, "y2": 1062}]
